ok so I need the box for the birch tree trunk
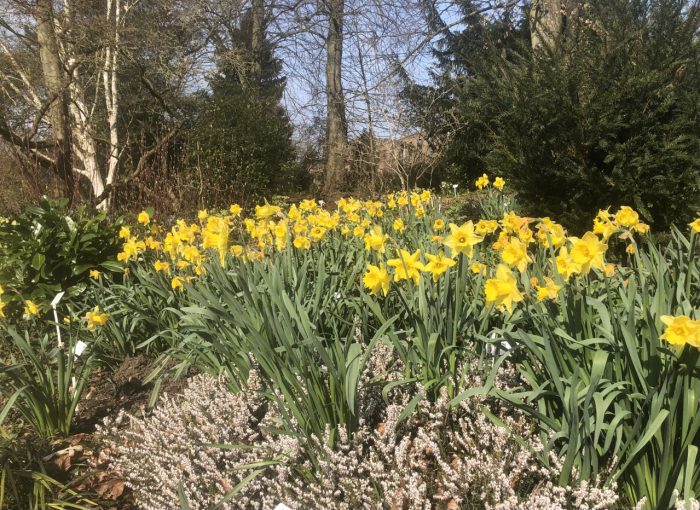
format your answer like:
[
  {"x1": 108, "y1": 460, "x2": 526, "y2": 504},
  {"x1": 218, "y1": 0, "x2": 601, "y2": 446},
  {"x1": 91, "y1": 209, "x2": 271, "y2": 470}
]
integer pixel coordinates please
[
  {"x1": 102, "y1": 0, "x2": 121, "y2": 209},
  {"x1": 322, "y1": 0, "x2": 347, "y2": 196}
]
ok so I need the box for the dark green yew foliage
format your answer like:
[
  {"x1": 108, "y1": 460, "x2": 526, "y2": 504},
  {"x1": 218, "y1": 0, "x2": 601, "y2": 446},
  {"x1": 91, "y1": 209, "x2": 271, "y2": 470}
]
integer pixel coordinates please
[
  {"x1": 178, "y1": 8, "x2": 299, "y2": 209},
  {"x1": 409, "y1": 0, "x2": 700, "y2": 231}
]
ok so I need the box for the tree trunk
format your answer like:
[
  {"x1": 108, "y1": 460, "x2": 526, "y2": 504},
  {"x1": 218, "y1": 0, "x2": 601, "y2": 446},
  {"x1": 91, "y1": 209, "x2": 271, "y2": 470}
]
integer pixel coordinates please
[
  {"x1": 322, "y1": 0, "x2": 347, "y2": 197},
  {"x1": 35, "y1": 0, "x2": 74, "y2": 200},
  {"x1": 103, "y1": 0, "x2": 121, "y2": 210},
  {"x1": 250, "y1": 0, "x2": 264, "y2": 86},
  {"x1": 529, "y1": 0, "x2": 563, "y2": 50}
]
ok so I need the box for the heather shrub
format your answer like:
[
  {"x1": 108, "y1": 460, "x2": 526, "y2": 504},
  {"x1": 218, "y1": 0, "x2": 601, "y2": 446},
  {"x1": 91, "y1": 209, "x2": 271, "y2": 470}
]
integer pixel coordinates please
[
  {"x1": 101, "y1": 350, "x2": 620, "y2": 509},
  {"x1": 98, "y1": 371, "x2": 292, "y2": 510}
]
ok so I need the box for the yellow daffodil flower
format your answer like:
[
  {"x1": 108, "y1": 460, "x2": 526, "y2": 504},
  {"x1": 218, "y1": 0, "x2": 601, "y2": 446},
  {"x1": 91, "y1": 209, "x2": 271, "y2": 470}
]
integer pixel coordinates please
[
  {"x1": 501, "y1": 237, "x2": 532, "y2": 272},
  {"x1": 363, "y1": 264, "x2": 391, "y2": 296},
  {"x1": 569, "y1": 232, "x2": 607, "y2": 274},
  {"x1": 689, "y1": 218, "x2": 700, "y2": 233},
  {"x1": 85, "y1": 306, "x2": 108, "y2": 331},
  {"x1": 614, "y1": 206, "x2": 640, "y2": 229},
  {"x1": 660, "y1": 315, "x2": 700, "y2": 348},
  {"x1": 555, "y1": 246, "x2": 578, "y2": 281},
  {"x1": 535, "y1": 277, "x2": 561, "y2": 301},
  {"x1": 484, "y1": 264, "x2": 523, "y2": 313},
  {"x1": 475, "y1": 173, "x2": 490, "y2": 190},
  {"x1": 171, "y1": 277, "x2": 185, "y2": 291},
  {"x1": 294, "y1": 236, "x2": 311, "y2": 250},
  {"x1": 364, "y1": 226, "x2": 387, "y2": 253},
  {"x1": 387, "y1": 249, "x2": 424, "y2": 284},
  {"x1": 423, "y1": 252, "x2": 456, "y2": 282},
  {"x1": 444, "y1": 221, "x2": 483, "y2": 258}
]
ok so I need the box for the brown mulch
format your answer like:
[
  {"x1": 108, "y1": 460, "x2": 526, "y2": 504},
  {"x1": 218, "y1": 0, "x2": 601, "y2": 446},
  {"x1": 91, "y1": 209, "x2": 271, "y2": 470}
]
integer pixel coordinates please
[{"x1": 74, "y1": 354, "x2": 190, "y2": 434}]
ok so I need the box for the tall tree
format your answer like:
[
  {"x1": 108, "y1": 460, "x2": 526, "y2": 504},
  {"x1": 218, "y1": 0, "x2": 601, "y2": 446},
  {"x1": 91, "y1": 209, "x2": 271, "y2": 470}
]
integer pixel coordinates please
[
  {"x1": 182, "y1": 0, "x2": 296, "y2": 207},
  {"x1": 529, "y1": 0, "x2": 564, "y2": 49},
  {"x1": 0, "y1": 0, "x2": 207, "y2": 210},
  {"x1": 322, "y1": 0, "x2": 347, "y2": 196},
  {"x1": 34, "y1": 0, "x2": 73, "y2": 199}
]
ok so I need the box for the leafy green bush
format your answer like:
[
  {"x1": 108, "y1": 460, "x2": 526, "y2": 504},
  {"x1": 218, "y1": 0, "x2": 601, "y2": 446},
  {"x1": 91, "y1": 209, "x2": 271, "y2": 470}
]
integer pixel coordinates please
[{"x1": 0, "y1": 198, "x2": 123, "y2": 315}]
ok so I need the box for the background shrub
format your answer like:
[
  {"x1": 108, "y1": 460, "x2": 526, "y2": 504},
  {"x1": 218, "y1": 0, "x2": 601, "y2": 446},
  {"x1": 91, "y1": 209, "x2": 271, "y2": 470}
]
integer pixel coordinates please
[
  {"x1": 411, "y1": 0, "x2": 700, "y2": 232},
  {"x1": 0, "y1": 198, "x2": 122, "y2": 314}
]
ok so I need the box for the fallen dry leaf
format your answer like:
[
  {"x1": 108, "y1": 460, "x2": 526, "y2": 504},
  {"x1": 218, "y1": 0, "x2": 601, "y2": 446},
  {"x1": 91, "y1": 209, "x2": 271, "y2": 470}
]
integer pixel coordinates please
[{"x1": 95, "y1": 477, "x2": 126, "y2": 500}]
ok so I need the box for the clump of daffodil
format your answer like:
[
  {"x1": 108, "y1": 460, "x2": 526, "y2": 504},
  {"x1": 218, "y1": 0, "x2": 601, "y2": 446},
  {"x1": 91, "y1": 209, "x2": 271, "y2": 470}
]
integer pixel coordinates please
[
  {"x1": 475, "y1": 173, "x2": 490, "y2": 190},
  {"x1": 202, "y1": 215, "x2": 230, "y2": 265},
  {"x1": 501, "y1": 212, "x2": 530, "y2": 236},
  {"x1": 444, "y1": 221, "x2": 483, "y2": 258},
  {"x1": 85, "y1": 306, "x2": 108, "y2": 331},
  {"x1": 536, "y1": 218, "x2": 566, "y2": 249},
  {"x1": 475, "y1": 219, "x2": 499, "y2": 236},
  {"x1": 255, "y1": 203, "x2": 281, "y2": 220},
  {"x1": 363, "y1": 264, "x2": 391, "y2": 297},
  {"x1": 154, "y1": 260, "x2": 170, "y2": 274},
  {"x1": 117, "y1": 238, "x2": 146, "y2": 263},
  {"x1": 423, "y1": 252, "x2": 456, "y2": 282},
  {"x1": 484, "y1": 264, "x2": 523, "y2": 313},
  {"x1": 660, "y1": 315, "x2": 700, "y2": 349},
  {"x1": 613, "y1": 205, "x2": 650, "y2": 234},
  {"x1": 387, "y1": 249, "x2": 424, "y2": 284}
]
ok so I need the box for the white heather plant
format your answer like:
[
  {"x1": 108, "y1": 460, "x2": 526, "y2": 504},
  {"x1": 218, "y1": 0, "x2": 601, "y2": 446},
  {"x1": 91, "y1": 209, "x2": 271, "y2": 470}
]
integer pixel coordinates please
[
  {"x1": 98, "y1": 371, "x2": 300, "y2": 510},
  {"x1": 100, "y1": 356, "x2": 620, "y2": 510}
]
